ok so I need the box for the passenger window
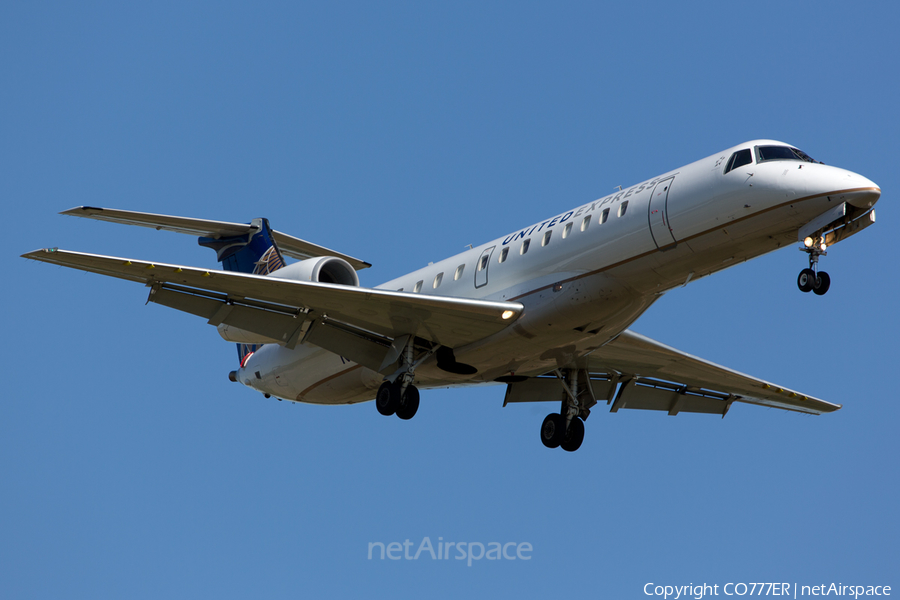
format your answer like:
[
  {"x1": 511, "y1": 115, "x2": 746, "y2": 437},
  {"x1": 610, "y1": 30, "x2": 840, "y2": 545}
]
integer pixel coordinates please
[
  {"x1": 499, "y1": 247, "x2": 509, "y2": 263},
  {"x1": 520, "y1": 238, "x2": 531, "y2": 255},
  {"x1": 562, "y1": 222, "x2": 572, "y2": 239},
  {"x1": 724, "y1": 148, "x2": 753, "y2": 173},
  {"x1": 414, "y1": 280, "x2": 423, "y2": 293},
  {"x1": 618, "y1": 201, "x2": 628, "y2": 217},
  {"x1": 433, "y1": 273, "x2": 443, "y2": 289},
  {"x1": 600, "y1": 208, "x2": 609, "y2": 224},
  {"x1": 454, "y1": 264, "x2": 465, "y2": 280},
  {"x1": 581, "y1": 215, "x2": 591, "y2": 232},
  {"x1": 477, "y1": 255, "x2": 488, "y2": 271},
  {"x1": 542, "y1": 230, "x2": 552, "y2": 246}
]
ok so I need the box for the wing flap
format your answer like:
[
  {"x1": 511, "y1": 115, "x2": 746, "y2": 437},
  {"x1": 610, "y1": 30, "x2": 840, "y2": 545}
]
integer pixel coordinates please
[
  {"x1": 609, "y1": 377, "x2": 734, "y2": 416},
  {"x1": 150, "y1": 286, "x2": 309, "y2": 346},
  {"x1": 60, "y1": 206, "x2": 371, "y2": 270},
  {"x1": 584, "y1": 330, "x2": 839, "y2": 415},
  {"x1": 22, "y1": 248, "x2": 522, "y2": 349},
  {"x1": 149, "y1": 284, "x2": 396, "y2": 371}
]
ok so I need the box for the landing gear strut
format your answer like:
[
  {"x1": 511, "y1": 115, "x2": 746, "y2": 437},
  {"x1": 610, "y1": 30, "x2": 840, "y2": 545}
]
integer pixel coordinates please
[
  {"x1": 374, "y1": 337, "x2": 436, "y2": 421},
  {"x1": 539, "y1": 369, "x2": 591, "y2": 452},
  {"x1": 798, "y1": 237, "x2": 830, "y2": 296}
]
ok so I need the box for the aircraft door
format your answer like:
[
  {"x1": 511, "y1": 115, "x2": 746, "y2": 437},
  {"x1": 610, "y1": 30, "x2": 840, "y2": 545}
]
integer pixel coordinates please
[
  {"x1": 474, "y1": 246, "x2": 495, "y2": 289},
  {"x1": 648, "y1": 177, "x2": 677, "y2": 250}
]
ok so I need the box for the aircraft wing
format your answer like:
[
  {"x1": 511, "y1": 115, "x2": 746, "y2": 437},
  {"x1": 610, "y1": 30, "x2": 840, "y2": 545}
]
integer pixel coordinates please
[
  {"x1": 22, "y1": 248, "x2": 522, "y2": 370},
  {"x1": 579, "y1": 330, "x2": 840, "y2": 415},
  {"x1": 60, "y1": 206, "x2": 371, "y2": 270}
]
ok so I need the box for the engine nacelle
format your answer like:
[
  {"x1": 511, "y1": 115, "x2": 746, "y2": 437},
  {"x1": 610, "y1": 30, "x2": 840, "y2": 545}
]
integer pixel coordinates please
[
  {"x1": 268, "y1": 256, "x2": 359, "y2": 286},
  {"x1": 216, "y1": 256, "x2": 359, "y2": 346}
]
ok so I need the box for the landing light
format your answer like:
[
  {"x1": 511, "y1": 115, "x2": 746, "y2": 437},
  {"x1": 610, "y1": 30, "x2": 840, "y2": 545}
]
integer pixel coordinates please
[
  {"x1": 501, "y1": 310, "x2": 515, "y2": 320},
  {"x1": 803, "y1": 237, "x2": 814, "y2": 248},
  {"x1": 820, "y1": 243, "x2": 827, "y2": 252}
]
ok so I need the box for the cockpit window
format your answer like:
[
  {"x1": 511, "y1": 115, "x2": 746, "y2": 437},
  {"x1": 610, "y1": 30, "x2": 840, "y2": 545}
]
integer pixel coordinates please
[
  {"x1": 756, "y1": 145, "x2": 820, "y2": 164},
  {"x1": 724, "y1": 149, "x2": 753, "y2": 174},
  {"x1": 792, "y1": 148, "x2": 820, "y2": 163}
]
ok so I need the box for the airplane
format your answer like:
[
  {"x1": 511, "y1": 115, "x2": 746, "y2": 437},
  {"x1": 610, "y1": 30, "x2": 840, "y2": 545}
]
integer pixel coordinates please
[{"x1": 22, "y1": 140, "x2": 881, "y2": 452}]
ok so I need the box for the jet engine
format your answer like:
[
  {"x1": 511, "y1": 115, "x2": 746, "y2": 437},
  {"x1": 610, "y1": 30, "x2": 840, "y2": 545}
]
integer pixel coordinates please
[
  {"x1": 268, "y1": 256, "x2": 359, "y2": 286},
  {"x1": 216, "y1": 256, "x2": 360, "y2": 345}
]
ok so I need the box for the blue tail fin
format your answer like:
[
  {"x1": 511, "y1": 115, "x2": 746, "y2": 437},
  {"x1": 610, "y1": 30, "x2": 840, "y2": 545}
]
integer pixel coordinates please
[{"x1": 198, "y1": 218, "x2": 285, "y2": 363}]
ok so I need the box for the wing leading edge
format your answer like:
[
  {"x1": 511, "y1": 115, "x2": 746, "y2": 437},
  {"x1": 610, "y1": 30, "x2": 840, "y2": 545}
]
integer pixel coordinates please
[
  {"x1": 22, "y1": 248, "x2": 523, "y2": 371},
  {"x1": 581, "y1": 330, "x2": 839, "y2": 415}
]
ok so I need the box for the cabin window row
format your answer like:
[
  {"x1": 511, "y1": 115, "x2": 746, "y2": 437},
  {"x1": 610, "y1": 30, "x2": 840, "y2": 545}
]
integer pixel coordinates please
[
  {"x1": 501, "y1": 202, "x2": 628, "y2": 260},
  {"x1": 405, "y1": 200, "x2": 630, "y2": 291},
  {"x1": 407, "y1": 263, "x2": 465, "y2": 293}
]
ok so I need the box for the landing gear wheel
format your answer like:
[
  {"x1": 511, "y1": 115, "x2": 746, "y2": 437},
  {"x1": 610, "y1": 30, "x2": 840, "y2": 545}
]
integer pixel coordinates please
[
  {"x1": 375, "y1": 381, "x2": 400, "y2": 416},
  {"x1": 540, "y1": 413, "x2": 565, "y2": 449},
  {"x1": 396, "y1": 385, "x2": 420, "y2": 420},
  {"x1": 813, "y1": 271, "x2": 831, "y2": 296},
  {"x1": 797, "y1": 268, "x2": 815, "y2": 293},
  {"x1": 560, "y1": 417, "x2": 585, "y2": 452}
]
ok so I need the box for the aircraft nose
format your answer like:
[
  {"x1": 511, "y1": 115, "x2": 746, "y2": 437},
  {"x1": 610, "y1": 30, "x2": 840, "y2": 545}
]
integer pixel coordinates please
[
  {"x1": 819, "y1": 167, "x2": 881, "y2": 210},
  {"x1": 844, "y1": 175, "x2": 880, "y2": 209}
]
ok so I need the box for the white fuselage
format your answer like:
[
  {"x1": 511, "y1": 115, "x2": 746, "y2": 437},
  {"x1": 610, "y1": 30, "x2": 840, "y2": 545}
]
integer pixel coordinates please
[{"x1": 238, "y1": 140, "x2": 880, "y2": 404}]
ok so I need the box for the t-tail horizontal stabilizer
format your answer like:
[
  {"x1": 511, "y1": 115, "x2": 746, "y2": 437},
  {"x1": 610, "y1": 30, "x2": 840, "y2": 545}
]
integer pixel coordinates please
[{"x1": 59, "y1": 206, "x2": 371, "y2": 270}]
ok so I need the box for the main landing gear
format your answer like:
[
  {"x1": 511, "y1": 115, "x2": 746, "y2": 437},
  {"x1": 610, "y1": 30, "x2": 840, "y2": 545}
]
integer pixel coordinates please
[
  {"x1": 797, "y1": 236, "x2": 831, "y2": 296},
  {"x1": 375, "y1": 380, "x2": 420, "y2": 420},
  {"x1": 539, "y1": 369, "x2": 594, "y2": 452},
  {"x1": 374, "y1": 336, "x2": 437, "y2": 421},
  {"x1": 540, "y1": 413, "x2": 585, "y2": 452}
]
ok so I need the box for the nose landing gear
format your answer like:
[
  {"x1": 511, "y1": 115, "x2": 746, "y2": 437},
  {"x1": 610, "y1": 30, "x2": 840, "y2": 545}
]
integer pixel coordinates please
[{"x1": 798, "y1": 237, "x2": 831, "y2": 296}]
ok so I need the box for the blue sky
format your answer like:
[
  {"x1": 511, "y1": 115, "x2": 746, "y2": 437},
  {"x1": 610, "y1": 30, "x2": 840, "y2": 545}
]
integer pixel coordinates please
[{"x1": 3, "y1": 2, "x2": 898, "y2": 598}]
